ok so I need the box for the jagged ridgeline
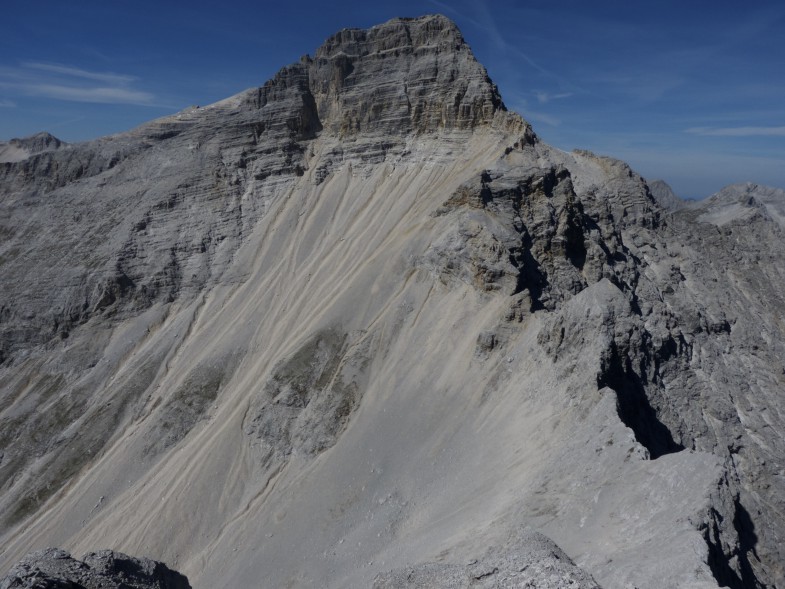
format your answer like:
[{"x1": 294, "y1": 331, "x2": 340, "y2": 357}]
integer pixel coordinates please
[{"x1": 1, "y1": 14, "x2": 784, "y2": 589}]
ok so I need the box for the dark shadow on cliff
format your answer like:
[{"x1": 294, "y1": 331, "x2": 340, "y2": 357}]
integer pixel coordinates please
[
  {"x1": 705, "y1": 498, "x2": 765, "y2": 589},
  {"x1": 598, "y1": 342, "x2": 684, "y2": 459}
]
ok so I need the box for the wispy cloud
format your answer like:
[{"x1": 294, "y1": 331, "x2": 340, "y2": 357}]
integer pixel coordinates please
[
  {"x1": 595, "y1": 71, "x2": 686, "y2": 103},
  {"x1": 535, "y1": 91, "x2": 572, "y2": 104},
  {"x1": 10, "y1": 82, "x2": 154, "y2": 105},
  {"x1": 427, "y1": 0, "x2": 477, "y2": 26},
  {"x1": 48, "y1": 115, "x2": 87, "y2": 130},
  {"x1": 525, "y1": 111, "x2": 562, "y2": 126},
  {"x1": 507, "y1": 99, "x2": 561, "y2": 127},
  {"x1": 472, "y1": 1, "x2": 557, "y2": 80},
  {"x1": 0, "y1": 62, "x2": 157, "y2": 106},
  {"x1": 23, "y1": 62, "x2": 138, "y2": 86},
  {"x1": 428, "y1": 0, "x2": 567, "y2": 84},
  {"x1": 686, "y1": 125, "x2": 785, "y2": 137},
  {"x1": 0, "y1": 98, "x2": 15, "y2": 107}
]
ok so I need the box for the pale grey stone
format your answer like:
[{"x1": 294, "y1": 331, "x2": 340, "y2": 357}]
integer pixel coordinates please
[{"x1": 1, "y1": 13, "x2": 784, "y2": 589}]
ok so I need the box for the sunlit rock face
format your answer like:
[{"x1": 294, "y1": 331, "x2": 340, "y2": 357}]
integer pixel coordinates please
[{"x1": 1, "y1": 14, "x2": 784, "y2": 589}]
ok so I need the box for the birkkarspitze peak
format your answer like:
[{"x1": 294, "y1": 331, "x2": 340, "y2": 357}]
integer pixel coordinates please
[{"x1": 245, "y1": 14, "x2": 509, "y2": 140}]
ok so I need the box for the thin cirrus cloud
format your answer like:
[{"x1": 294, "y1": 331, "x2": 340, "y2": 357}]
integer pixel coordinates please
[
  {"x1": 0, "y1": 61, "x2": 157, "y2": 106},
  {"x1": 23, "y1": 62, "x2": 139, "y2": 86},
  {"x1": 535, "y1": 91, "x2": 573, "y2": 105},
  {"x1": 524, "y1": 110, "x2": 562, "y2": 127},
  {"x1": 23, "y1": 83, "x2": 155, "y2": 104},
  {"x1": 427, "y1": 0, "x2": 563, "y2": 82},
  {"x1": 507, "y1": 99, "x2": 561, "y2": 127},
  {"x1": 686, "y1": 126, "x2": 785, "y2": 137}
]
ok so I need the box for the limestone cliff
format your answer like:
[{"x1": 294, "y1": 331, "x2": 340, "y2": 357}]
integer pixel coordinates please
[{"x1": 1, "y1": 14, "x2": 784, "y2": 589}]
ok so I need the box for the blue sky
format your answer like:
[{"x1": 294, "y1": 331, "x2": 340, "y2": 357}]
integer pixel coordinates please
[{"x1": 1, "y1": 1, "x2": 783, "y2": 198}]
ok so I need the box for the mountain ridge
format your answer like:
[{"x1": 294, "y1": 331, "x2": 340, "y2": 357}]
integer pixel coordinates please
[{"x1": 1, "y1": 14, "x2": 784, "y2": 589}]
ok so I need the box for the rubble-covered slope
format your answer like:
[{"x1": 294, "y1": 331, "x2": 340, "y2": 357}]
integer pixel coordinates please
[{"x1": 1, "y1": 14, "x2": 784, "y2": 589}]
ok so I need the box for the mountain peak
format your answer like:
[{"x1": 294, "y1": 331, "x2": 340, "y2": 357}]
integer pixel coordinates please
[
  {"x1": 319, "y1": 14, "x2": 465, "y2": 54},
  {"x1": 243, "y1": 14, "x2": 511, "y2": 140},
  {"x1": 693, "y1": 181, "x2": 785, "y2": 228},
  {"x1": 309, "y1": 14, "x2": 506, "y2": 135},
  {"x1": 0, "y1": 131, "x2": 66, "y2": 163},
  {"x1": 647, "y1": 179, "x2": 684, "y2": 211},
  {"x1": 220, "y1": 14, "x2": 526, "y2": 182},
  {"x1": 3, "y1": 14, "x2": 784, "y2": 589}
]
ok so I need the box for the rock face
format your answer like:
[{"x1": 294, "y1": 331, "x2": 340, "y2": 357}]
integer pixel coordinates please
[
  {"x1": 0, "y1": 548, "x2": 190, "y2": 589},
  {"x1": 308, "y1": 15, "x2": 504, "y2": 136},
  {"x1": 647, "y1": 178, "x2": 684, "y2": 210},
  {"x1": 1, "y1": 14, "x2": 785, "y2": 589},
  {"x1": 0, "y1": 132, "x2": 66, "y2": 164},
  {"x1": 372, "y1": 530, "x2": 600, "y2": 588},
  {"x1": 691, "y1": 181, "x2": 785, "y2": 227}
]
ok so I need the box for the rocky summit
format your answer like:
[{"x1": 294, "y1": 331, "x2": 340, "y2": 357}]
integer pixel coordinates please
[{"x1": 1, "y1": 14, "x2": 784, "y2": 589}]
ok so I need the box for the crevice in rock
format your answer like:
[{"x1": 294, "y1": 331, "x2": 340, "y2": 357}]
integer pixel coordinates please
[
  {"x1": 734, "y1": 499, "x2": 763, "y2": 586},
  {"x1": 598, "y1": 341, "x2": 684, "y2": 459},
  {"x1": 512, "y1": 247, "x2": 547, "y2": 311},
  {"x1": 562, "y1": 195, "x2": 588, "y2": 270},
  {"x1": 704, "y1": 499, "x2": 766, "y2": 589}
]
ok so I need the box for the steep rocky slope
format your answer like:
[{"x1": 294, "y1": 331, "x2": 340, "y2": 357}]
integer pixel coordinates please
[{"x1": 1, "y1": 14, "x2": 784, "y2": 589}]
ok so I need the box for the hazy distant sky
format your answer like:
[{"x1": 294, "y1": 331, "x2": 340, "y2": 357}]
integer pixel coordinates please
[{"x1": 2, "y1": 0, "x2": 783, "y2": 198}]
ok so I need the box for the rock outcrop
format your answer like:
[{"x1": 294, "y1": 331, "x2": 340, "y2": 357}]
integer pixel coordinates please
[
  {"x1": 691, "y1": 181, "x2": 785, "y2": 227},
  {"x1": 647, "y1": 178, "x2": 684, "y2": 210},
  {"x1": 308, "y1": 15, "x2": 504, "y2": 136},
  {"x1": 0, "y1": 548, "x2": 190, "y2": 589},
  {"x1": 1, "y1": 14, "x2": 784, "y2": 589},
  {"x1": 0, "y1": 132, "x2": 66, "y2": 164},
  {"x1": 373, "y1": 530, "x2": 600, "y2": 588}
]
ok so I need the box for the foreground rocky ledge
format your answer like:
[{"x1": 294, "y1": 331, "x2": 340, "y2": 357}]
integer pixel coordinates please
[{"x1": 0, "y1": 548, "x2": 190, "y2": 589}]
